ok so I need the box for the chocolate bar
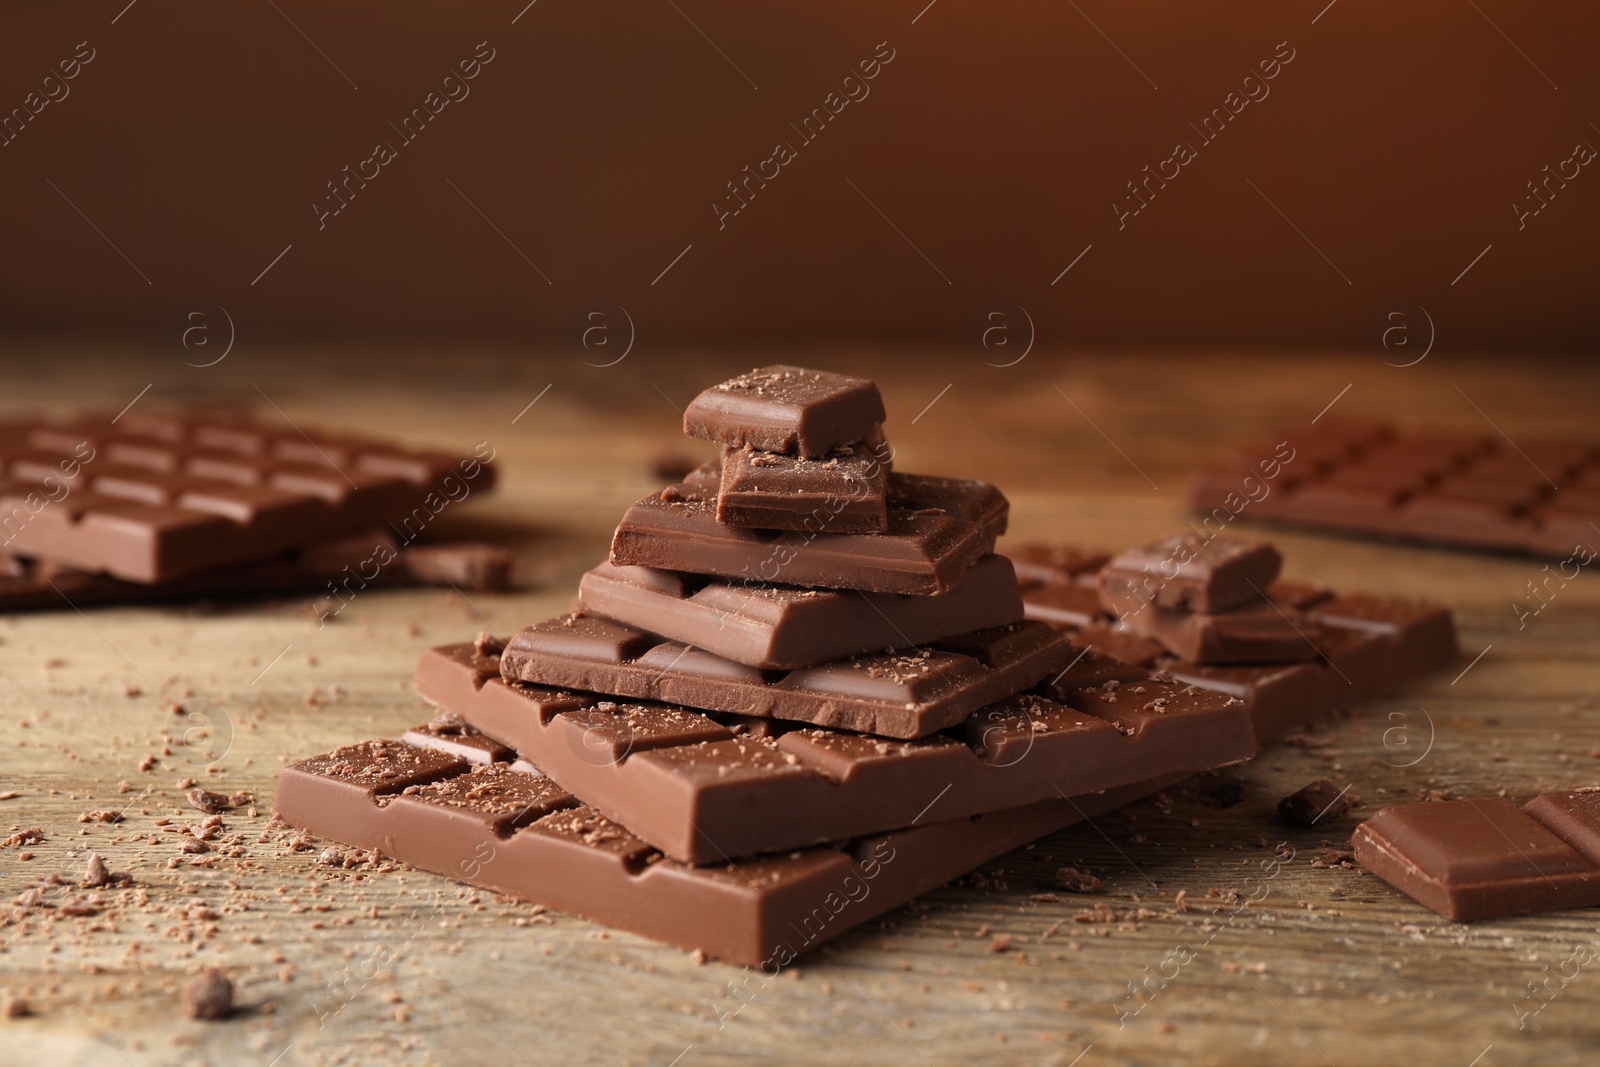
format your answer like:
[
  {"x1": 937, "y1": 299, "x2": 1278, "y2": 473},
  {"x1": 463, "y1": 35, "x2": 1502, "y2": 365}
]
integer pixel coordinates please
[
  {"x1": 683, "y1": 365, "x2": 885, "y2": 458},
  {"x1": 1353, "y1": 791, "x2": 1600, "y2": 921},
  {"x1": 414, "y1": 640, "x2": 1254, "y2": 864},
  {"x1": 498, "y1": 614, "x2": 1068, "y2": 738},
  {"x1": 0, "y1": 534, "x2": 512, "y2": 614},
  {"x1": 1189, "y1": 422, "x2": 1600, "y2": 559},
  {"x1": 274, "y1": 730, "x2": 1183, "y2": 965},
  {"x1": 1097, "y1": 535, "x2": 1282, "y2": 614},
  {"x1": 717, "y1": 432, "x2": 893, "y2": 533},
  {"x1": 611, "y1": 470, "x2": 1007, "y2": 596},
  {"x1": 0, "y1": 410, "x2": 495, "y2": 582},
  {"x1": 576, "y1": 554, "x2": 1023, "y2": 671}
]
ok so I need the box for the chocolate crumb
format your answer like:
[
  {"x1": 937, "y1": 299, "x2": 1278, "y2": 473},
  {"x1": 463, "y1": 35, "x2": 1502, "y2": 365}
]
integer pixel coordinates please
[
  {"x1": 82, "y1": 852, "x2": 109, "y2": 888},
  {"x1": 187, "y1": 788, "x2": 229, "y2": 814},
  {"x1": 1278, "y1": 779, "x2": 1357, "y2": 827},
  {"x1": 1053, "y1": 868, "x2": 1104, "y2": 894},
  {"x1": 182, "y1": 969, "x2": 233, "y2": 1020},
  {"x1": 2, "y1": 993, "x2": 30, "y2": 1019}
]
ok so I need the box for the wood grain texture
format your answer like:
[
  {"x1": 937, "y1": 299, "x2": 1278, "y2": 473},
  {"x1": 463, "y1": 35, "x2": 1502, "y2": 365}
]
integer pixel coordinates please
[{"x1": 1, "y1": 347, "x2": 1597, "y2": 1066}]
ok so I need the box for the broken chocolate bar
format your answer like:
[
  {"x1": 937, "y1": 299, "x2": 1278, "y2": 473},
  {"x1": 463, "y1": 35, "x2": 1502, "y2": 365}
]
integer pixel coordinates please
[
  {"x1": 273, "y1": 731, "x2": 1184, "y2": 966},
  {"x1": 683, "y1": 365, "x2": 885, "y2": 458},
  {"x1": 414, "y1": 641, "x2": 1255, "y2": 864},
  {"x1": 498, "y1": 614, "x2": 1069, "y2": 738},
  {"x1": 611, "y1": 470, "x2": 1007, "y2": 596},
  {"x1": 576, "y1": 554, "x2": 1023, "y2": 671}
]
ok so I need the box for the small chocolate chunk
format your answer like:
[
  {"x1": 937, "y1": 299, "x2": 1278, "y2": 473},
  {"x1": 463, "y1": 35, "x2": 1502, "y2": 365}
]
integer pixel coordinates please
[
  {"x1": 1054, "y1": 867, "x2": 1105, "y2": 894},
  {"x1": 187, "y1": 788, "x2": 229, "y2": 814},
  {"x1": 82, "y1": 852, "x2": 110, "y2": 888},
  {"x1": 683, "y1": 365, "x2": 885, "y2": 458},
  {"x1": 1278, "y1": 779, "x2": 1356, "y2": 827},
  {"x1": 182, "y1": 969, "x2": 233, "y2": 1020}
]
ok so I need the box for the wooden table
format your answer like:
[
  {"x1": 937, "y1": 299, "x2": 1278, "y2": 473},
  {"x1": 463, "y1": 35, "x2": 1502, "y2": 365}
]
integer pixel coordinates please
[{"x1": 2, "y1": 348, "x2": 1597, "y2": 1066}]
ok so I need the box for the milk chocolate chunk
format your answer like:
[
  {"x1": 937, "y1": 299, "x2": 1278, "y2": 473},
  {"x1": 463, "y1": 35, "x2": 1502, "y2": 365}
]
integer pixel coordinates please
[
  {"x1": 1098, "y1": 535, "x2": 1282, "y2": 615},
  {"x1": 683, "y1": 365, "x2": 885, "y2": 458},
  {"x1": 415, "y1": 642, "x2": 1254, "y2": 864},
  {"x1": 610, "y1": 470, "x2": 1008, "y2": 595},
  {"x1": 1278, "y1": 778, "x2": 1356, "y2": 827},
  {"x1": 275, "y1": 733, "x2": 1182, "y2": 965},
  {"x1": 717, "y1": 432, "x2": 893, "y2": 533},
  {"x1": 1353, "y1": 795, "x2": 1600, "y2": 921},
  {"x1": 498, "y1": 613, "x2": 1068, "y2": 738},
  {"x1": 577, "y1": 554, "x2": 1024, "y2": 670}
]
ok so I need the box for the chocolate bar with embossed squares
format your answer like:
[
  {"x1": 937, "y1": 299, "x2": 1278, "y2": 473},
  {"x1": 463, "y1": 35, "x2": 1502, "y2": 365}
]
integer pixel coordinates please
[
  {"x1": 413, "y1": 639, "x2": 1254, "y2": 864},
  {"x1": 0, "y1": 409, "x2": 495, "y2": 582},
  {"x1": 498, "y1": 613, "x2": 1068, "y2": 739},
  {"x1": 273, "y1": 727, "x2": 1185, "y2": 965}
]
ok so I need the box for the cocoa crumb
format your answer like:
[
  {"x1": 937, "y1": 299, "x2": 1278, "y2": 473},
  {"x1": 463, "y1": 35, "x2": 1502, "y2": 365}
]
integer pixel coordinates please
[
  {"x1": 187, "y1": 788, "x2": 229, "y2": 814},
  {"x1": 1053, "y1": 868, "x2": 1104, "y2": 894},
  {"x1": 182, "y1": 969, "x2": 233, "y2": 1020},
  {"x1": 1278, "y1": 779, "x2": 1357, "y2": 828},
  {"x1": 82, "y1": 852, "x2": 109, "y2": 888},
  {"x1": 2, "y1": 829, "x2": 44, "y2": 849}
]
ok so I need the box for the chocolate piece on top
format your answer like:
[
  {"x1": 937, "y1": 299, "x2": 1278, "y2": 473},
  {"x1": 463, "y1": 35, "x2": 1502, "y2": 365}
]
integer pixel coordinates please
[{"x1": 683, "y1": 365, "x2": 885, "y2": 458}]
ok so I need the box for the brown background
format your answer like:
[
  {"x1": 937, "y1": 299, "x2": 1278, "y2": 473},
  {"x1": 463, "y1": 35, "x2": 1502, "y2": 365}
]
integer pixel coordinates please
[{"x1": 1, "y1": 0, "x2": 1596, "y2": 351}]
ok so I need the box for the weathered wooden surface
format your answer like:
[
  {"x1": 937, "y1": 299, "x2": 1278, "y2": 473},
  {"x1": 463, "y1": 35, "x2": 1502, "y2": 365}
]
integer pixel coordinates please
[{"x1": 1, "y1": 347, "x2": 1597, "y2": 1066}]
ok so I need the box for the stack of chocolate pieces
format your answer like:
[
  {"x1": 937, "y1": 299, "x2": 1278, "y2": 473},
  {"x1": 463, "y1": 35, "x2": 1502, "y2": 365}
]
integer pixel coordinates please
[
  {"x1": 274, "y1": 368, "x2": 1458, "y2": 965},
  {"x1": 0, "y1": 408, "x2": 510, "y2": 610},
  {"x1": 1011, "y1": 533, "x2": 1459, "y2": 744}
]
